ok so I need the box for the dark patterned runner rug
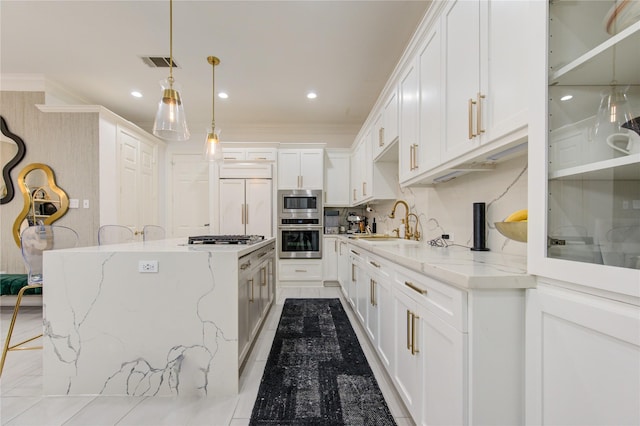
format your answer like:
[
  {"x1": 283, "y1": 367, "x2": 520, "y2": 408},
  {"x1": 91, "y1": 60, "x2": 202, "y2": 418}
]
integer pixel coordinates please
[{"x1": 250, "y1": 298, "x2": 396, "y2": 425}]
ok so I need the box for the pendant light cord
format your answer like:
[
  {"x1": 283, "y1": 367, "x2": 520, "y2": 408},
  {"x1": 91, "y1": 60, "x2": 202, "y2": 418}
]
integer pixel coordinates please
[
  {"x1": 169, "y1": 0, "x2": 174, "y2": 84},
  {"x1": 211, "y1": 58, "x2": 215, "y2": 130}
]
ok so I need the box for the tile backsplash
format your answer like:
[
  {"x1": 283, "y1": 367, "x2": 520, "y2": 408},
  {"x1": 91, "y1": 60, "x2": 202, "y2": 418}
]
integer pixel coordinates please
[{"x1": 366, "y1": 155, "x2": 528, "y2": 257}]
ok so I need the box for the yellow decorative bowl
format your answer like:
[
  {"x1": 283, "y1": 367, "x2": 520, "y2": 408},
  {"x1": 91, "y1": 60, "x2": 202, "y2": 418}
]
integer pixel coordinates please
[{"x1": 495, "y1": 222, "x2": 528, "y2": 243}]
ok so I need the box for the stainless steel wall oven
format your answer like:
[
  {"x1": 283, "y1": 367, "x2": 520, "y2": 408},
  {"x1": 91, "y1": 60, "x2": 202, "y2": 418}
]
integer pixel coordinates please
[{"x1": 278, "y1": 190, "x2": 323, "y2": 259}]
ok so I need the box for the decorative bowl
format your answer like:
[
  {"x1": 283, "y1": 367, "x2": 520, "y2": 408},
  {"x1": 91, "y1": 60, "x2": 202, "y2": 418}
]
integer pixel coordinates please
[{"x1": 495, "y1": 221, "x2": 528, "y2": 243}]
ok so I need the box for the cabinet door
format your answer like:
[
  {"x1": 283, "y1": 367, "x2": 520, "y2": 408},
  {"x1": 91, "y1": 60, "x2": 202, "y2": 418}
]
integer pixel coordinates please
[
  {"x1": 248, "y1": 266, "x2": 262, "y2": 339},
  {"x1": 245, "y1": 179, "x2": 272, "y2": 237},
  {"x1": 170, "y1": 154, "x2": 210, "y2": 238},
  {"x1": 365, "y1": 276, "x2": 379, "y2": 346},
  {"x1": 375, "y1": 274, "x2": 394, "y2": 371},
  {"x1": 337, "y1": 241, "x2": 350, "y2": 297},
  {"x1": 418, "y1": 304, "x2": 465, "y2": 426},
  {"x1": 238, "y1": 262, "x2": 251, "y2": 361},
  {"x1": 324, "y1": 151, "x2": 350, "y2": 206},
  {"x1": 383, "y1": 89, "x2": 399, "y2": 146},
  {"x1": 393, "y1": 288, "x2": 422, "y2": 417},
  {"x1": 299, "y1": 150, "x2": 324, "y2": 189},
  {"x1": 479, "y1": 0, "x2": 528, "y2": 142},
  {"x1": 418, "y1": 24, "x2": 442, "y2": 171},
  {"x1": 399, "y1": 60, "x2": 420, "y2": 183},
  {"x1": 323, "y1": 236, "x2": 338, "y2": 281},
  {"x1": 442, "y1": 0, "x2": 481, "y2": 161},
  {"x1": 118, "y1": 129, "x2": 140, "y2": 229},
  {"x1": 277, "y1": 150, "x2": 300, "y2": 189},
  {"x1": 350, "y1": 141, "x2": 363, "y2": 204},
  {"x1": 372, "y1": 111, "x2": 385, "y2": 160},
  {"x1": 219, "y1": 179, "x2": 246, "y2": 235}
]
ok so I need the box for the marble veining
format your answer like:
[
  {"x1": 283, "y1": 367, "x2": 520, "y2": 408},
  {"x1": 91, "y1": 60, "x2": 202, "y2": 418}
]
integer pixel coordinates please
[{"x1": 42, "y1": 240, "x2": 273, "y2": 397}]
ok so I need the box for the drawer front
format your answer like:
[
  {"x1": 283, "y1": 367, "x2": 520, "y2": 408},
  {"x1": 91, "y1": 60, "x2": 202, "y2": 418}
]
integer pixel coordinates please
[
  {"x1": 279, "y1": 260, "x2": 323, "y2": 281},
  {"x1": 365, "y1": 251, "x2": 394, "y2": 281},
  {"x1": 395, "y1": 266, "x2": 467, "y2": 332},
  {"x1": 246, "y1": 149, "x2": 276, "y2": 161}
]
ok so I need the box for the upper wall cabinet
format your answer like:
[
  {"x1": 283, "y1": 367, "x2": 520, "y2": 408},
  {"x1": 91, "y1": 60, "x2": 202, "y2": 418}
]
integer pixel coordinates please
[
  {"x1": 373, "y1": 88, "x2": 400, "y2": 161},
  {"x1": 220, "y1": 146, "x2": 276, "y2": 162},
  {"x1": 528, "y1": 1, "x2": 640, "y2": 297},
  {"x1": 325, "y1": 149, "x2": 350, "y2": 207},
  {"x1": 277, "y1": 148, "x2": 324, "y2": 190},
  {"x1": 393, "y1": 0, "x2": 529, "y2": 187},
  {"x1": 441, "y1": 0, "x2": 528, "y2": 162}
]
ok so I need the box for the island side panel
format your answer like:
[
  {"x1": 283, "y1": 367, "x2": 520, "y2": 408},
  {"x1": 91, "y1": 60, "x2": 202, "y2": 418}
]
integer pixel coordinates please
[{"x1": 43, "y1": 249, "x2": 240, "y2": 396}]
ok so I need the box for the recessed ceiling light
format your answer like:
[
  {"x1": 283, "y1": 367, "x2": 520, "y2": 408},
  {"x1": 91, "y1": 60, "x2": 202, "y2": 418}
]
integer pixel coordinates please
[
  {"x1": 560, "y1": 95, "x2": 573, "y2": 101},
  {"x1": 218, "y1": 92, "x2": 228, "y2": 99},
  {"x1": 307, "y1": 92, "x2": 317, "y2": 99},
  {"x1": 131, "y1": 91, "x2": 143, "y2": 98}
]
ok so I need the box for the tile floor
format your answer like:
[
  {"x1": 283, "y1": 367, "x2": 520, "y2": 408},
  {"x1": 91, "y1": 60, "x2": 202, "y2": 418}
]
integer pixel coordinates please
[{"x1": 1, "y1": 287, "x2": 413, "y2": 425}]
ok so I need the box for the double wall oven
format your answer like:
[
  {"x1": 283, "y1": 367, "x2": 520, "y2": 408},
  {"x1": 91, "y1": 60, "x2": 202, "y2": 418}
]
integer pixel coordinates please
[{"x1": 278, "y1": 189, "x2": 323, "y2": 259}]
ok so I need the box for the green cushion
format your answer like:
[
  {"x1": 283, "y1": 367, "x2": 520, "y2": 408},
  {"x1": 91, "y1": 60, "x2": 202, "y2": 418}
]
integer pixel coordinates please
[{"x1": 0, "y1": 274, "x2": 39, "y2": 296}]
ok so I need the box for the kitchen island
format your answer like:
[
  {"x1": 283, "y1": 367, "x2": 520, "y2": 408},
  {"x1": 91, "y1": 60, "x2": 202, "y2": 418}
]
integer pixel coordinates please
[{"x1": 42, "y1": 237, "x2": 275, "y2": 397}]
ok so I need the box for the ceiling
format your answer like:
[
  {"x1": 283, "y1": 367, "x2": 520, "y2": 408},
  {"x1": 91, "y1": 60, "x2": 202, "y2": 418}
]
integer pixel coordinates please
[{"x1": 1, "y1": 1, "x2": 431, "y2": 146}]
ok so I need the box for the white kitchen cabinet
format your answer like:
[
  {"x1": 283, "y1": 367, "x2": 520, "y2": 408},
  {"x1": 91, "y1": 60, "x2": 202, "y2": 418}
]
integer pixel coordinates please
[
  {"x1": 324, "y1": 149, "x2": 350, "y2": 206},
  {"x1": 277, "y1": 149, "x2": 324, "y2": 190},
  {"x1": 528, "y1": 0, "x2": 640, "y2": 295},
  {"x1": 526, "y1": 283, "x2": 640, "y2": 426},
  {"x1": 220, "y1": 146, "x2": 276, "y2": 162},
  {"x1": 219, "y1": 179, "x2": 272, "y2": 238},
  {"x1": 399, "y1": 22, "x2": 442, "y2": 185},
  {"x1": 366, "y1": 251, "x2": 394, "y2": 371},
  {"x1": 372, "y1": 88, "x2": 399, "y2": 161},
  {"x1": 278, "y1": 259, "x2": 323, "y2": 286},
  {"x1": 441, "y1": 0, "x2": 528, "y2": 162},
  {"x1": 351, "y1": 128, "x2": 397, "y2": 206},
  {"x1": 116, "y1": 125, "x2": 160, "y2": 231},
  {"x1": 322, "y1": 236, "x2": 339, "y2": 282},
  {"x1": 337, "y1": 239, "x2": 350, "y2": 298}
]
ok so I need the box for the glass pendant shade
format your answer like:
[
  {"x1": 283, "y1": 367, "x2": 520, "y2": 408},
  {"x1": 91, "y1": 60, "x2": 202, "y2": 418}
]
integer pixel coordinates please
[
  {"x1": 204, "y1": 128, "x2": 223, "y2": 161},
  {"x1": 153, "y1": 78, "x2": 190, "y2": 141}
]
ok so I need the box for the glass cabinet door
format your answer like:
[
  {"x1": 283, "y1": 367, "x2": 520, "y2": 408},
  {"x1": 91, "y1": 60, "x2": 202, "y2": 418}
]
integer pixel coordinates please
[{"x1": 546, "y1": 0, "x2": 640, "y2": 270}]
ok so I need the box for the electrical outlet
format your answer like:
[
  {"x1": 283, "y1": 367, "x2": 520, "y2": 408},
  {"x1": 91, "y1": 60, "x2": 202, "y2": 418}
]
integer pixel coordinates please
[
  {"x1": 138, "y1": 260, "x2": 158, "y2": 273},
  {"x1": 442, "y1": 233, "x2": 454, "y2": 242}
]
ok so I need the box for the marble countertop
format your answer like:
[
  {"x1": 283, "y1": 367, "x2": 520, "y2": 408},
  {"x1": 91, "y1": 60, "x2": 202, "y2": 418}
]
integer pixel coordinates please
[
  {"x1": 343, "y1": 236, "x2": 535, "y2": 290},
  {"x1": 57, "y1": 237, "x2": 276, "y2": 257}
]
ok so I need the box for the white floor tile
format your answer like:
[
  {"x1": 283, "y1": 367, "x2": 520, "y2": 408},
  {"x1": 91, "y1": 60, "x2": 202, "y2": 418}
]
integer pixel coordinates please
[
  {"x1": 63, "y1": 396, "x2": 146, "y2": 425},
  {"x1": 116, "y1": 396, "x2": 238, "y2": 426},
  {"x1": 4, "y1": 396, "x2": 95, "y2": 426},
  {"x1": 0, "y1": 396, "x2": 40, "y2": 424}
]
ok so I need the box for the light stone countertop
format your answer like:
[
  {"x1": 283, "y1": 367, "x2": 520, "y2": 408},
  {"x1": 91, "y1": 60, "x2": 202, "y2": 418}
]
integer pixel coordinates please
[{"x1": 340, "y1": 235, "x2": 535, "y2": 290}]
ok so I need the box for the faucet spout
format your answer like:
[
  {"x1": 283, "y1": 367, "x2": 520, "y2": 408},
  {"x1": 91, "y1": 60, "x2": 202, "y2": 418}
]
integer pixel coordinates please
[{"x1": 390, "y1": 200, "x2": 411, "y2": 239}]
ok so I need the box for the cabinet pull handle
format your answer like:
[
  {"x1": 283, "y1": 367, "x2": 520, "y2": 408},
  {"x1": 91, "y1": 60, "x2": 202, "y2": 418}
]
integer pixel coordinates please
[
  {"x1": 261, "y1": 267, "x2": 266, "y2": 286},
  {"x1": 362, "y1": 181, "x2": 367, "y2": 197},
  {"x1": 405, "y1": 281, "x2": 427, "y2": 295},
  {"x1": 477, "y1": 92, "x2": 486, "y2": 136},
  {"x1": 353, "y1": 189, "x2": 357, "y2": 201},
  {"x1": 468, "y1": 98, "x2": 477, "y2": 139},
  {"x1": 350, "y1": 250, "x2": 360, "y2": 256},
  {"x1": 411, "y1": 313, "x2": 419, "y2": 355},
  {"x1": 351, "y1": 264, "x2": 356, "y2": 282},
  {"x1": 412, "y1": 144, "x2": 418, "y2": 170},
  {"x1": 369, "y1": 261, "x2": 380, "y2": 268},
  {"x1": 249, "y1": 278, "x2": 254, "y2": 302},
  {"x1": 241, "y1": 204, "x2": 246, "y2": 225},
  {"x1": 409, "y1": 144, "x2": 414, "y2": 170},
  {"x1": 379, "y1": 127, "x2": 385, "y2": 147},
  {"x1": 295, "y1": 269, "x2": 307, "y2": 273},
  {"x1": 240, "y1": 261, "x2": 251, "y2": 270},
  {"x1": 245, "y1": 204, "x2": 249, "y2": 224},
  {"x1": 407, "y1": 310, "x2": 412, "y2": 350},
  {"x1": 255, "y1": 156, "x2": 267, "y2": 160},
  {"x1": 371, "y1": 279, "x2": 377, "y2": 306}
]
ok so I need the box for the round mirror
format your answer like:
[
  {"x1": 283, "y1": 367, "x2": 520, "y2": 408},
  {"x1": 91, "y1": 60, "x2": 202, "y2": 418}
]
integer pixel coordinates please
[{"x1": 12, "y1": 163, "x2": 69, "y2": 246}]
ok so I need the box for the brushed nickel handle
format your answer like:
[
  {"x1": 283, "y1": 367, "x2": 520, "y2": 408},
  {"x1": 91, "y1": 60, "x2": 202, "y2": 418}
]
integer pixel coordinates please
[
  {"x1": 407, "y1": 310, "x2": 412, "y2": 350},
  {"x1": 477, "y1": 92, "x2": 486, "y2": 136},
  {"x1": 468, "y1": 98, "x2": 477, "y2": 139},
  {"x1": 411, "y1": 313, "x2": 419, "y2": 355},
  {"x1": 405, "y1": 281, "x2": 427, "y2": 295}
]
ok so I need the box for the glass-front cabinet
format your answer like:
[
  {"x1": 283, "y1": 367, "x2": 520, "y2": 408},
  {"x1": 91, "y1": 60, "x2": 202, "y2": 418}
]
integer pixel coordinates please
[{"x1": 529, "y1": 0, "x2": 640, "y2": 295}]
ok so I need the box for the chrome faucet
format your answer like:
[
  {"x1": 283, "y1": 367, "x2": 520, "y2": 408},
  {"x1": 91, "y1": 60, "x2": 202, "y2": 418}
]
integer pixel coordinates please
[{"x1": 389, "y1": 200, "x2": 411, "y2": 239}]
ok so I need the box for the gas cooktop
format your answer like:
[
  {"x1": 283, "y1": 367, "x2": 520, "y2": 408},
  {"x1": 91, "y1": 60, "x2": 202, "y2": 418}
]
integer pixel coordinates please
[{"x1": 188, "y1": 235, "x2": 265, "y2": 245}]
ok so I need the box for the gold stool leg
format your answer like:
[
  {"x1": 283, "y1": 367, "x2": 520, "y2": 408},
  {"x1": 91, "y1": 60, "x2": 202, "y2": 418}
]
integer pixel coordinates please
[{"x1": 0, "y1": 284, "x2": 43, "y2": 377}]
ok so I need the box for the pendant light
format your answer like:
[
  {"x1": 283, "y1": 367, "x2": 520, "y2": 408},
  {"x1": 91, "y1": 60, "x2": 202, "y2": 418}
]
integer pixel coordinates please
[
  {"x1": 153, "y1": 0, "x2": 190, "y2": 141},
  {"x1": 204, "y1": 56, "x2": 223, "y2": 162}
]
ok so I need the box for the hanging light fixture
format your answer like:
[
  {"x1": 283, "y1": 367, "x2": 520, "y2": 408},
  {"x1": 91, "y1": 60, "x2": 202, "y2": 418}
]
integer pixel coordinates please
[
  {"x1": 204, "y1": 56, "x2": 223, "y2": 162},
  {"x1": 152, "y1": 0, "x2": 190, "y2": 141}
]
